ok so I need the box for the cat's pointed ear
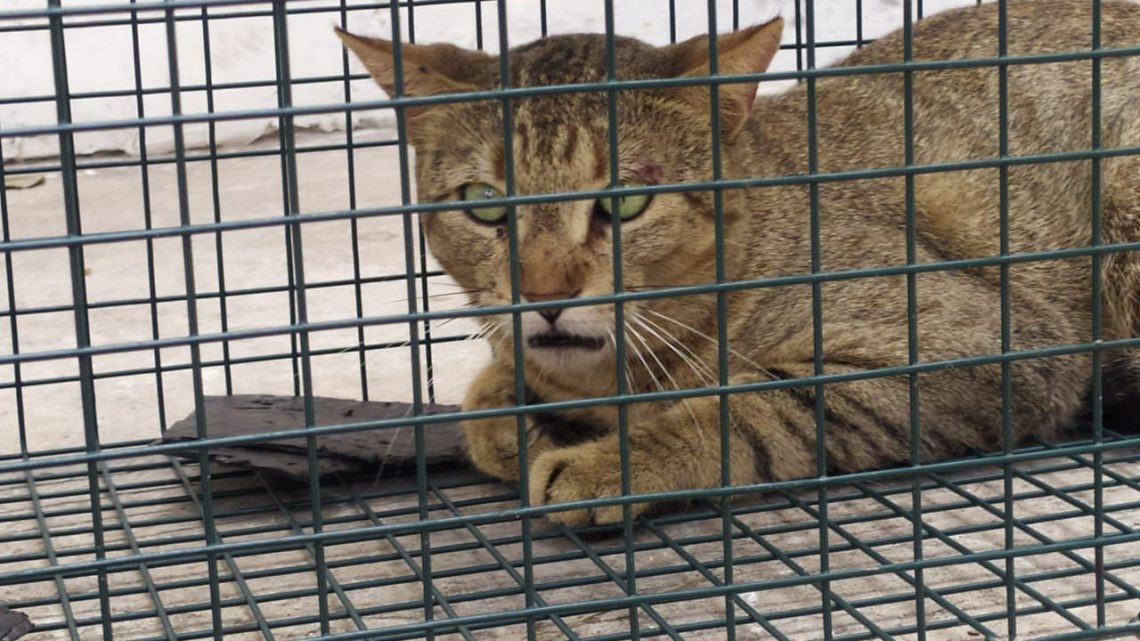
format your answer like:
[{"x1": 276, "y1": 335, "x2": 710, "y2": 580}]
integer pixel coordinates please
[
  {"x1": 335, "y1": 28, "x2": 491, "y2": 141},
  {"x1": 668, "y1": 17, "x2": 784, "y2": 140}
]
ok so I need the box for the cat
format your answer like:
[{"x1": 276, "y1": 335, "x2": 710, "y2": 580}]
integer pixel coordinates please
[{"x1": 338, "y1": 0, "x2": 1140, "y2": 527}]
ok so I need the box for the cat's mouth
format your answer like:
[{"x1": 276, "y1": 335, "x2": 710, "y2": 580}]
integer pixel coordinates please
[{"x1": 527, "y1": 331, "x2": 606, "y2": 350}]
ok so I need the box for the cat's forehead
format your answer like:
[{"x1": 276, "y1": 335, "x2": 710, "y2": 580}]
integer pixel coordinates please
[
  {"x1": 508, "y1": 34, "x2": 669, "y2": 87},
  {"x1": 468, "y1": 35, "x2": 670, "y2": 177}
]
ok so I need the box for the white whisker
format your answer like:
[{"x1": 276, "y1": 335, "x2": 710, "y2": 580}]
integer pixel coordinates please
[
  {"x1": 641, "y1": 307, "x2": 779, "y2": 382},
  {"x1": 626, "y1": 320, "x2": 703, "y2": 439},
  {"x1": 631, "y1": 314, "x2": 717, "y2": 387},
  {"x1": 621, "y1": 327, "x2": 663, "y2": 394}
]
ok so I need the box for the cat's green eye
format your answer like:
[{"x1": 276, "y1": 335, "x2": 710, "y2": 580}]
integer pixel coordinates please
[
  {"x1": 462, "y1": 182, "x2": 508, "y2": 224},
  {"x1": 596, "y1": 182, "x2": 651, "y2": 220}
]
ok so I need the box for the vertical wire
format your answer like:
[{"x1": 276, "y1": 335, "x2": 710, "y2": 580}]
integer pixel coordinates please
[
  {"x1": 427, "y1": 482, "x2": 579, "y2": 641},
  {"x1": 0, "y1": 125, "x2": 40, "y2": 641},
  {"x1": 799, "y1": 483, "x2": 1000, "y2": 638},
  {"x1": 804, "y1": 0, "x2": 833, "y2": 636},
  {"x1": 129, "y1": 0, "x2": 169, "y2": 429},
  {"x1": 559, "y1": 526, "x2": 686, "y2": 640},
  {"x1": 996, "y1": 1, "x2": 1016, "y2": 639},
  {"x1": 161, "y1": 2, "x2": 220, "y2": 637},
  {"x1": 1089, "y1": 0, "x2": 1106, "y2": 627},
  {"x1": 269, "y1": 2, "x2": 326, "y2": 634},
  {"x1": 23, "y1": 472, "x2": 82, "y2": 641},
  {"x1": 259, "y1": 477, "x2": 369, "y2": 632},
  {"x1": 901, "y1": 2, "x2": 925, "y2": 640},
  {"x1": 855, "y1": 0, "x2": 864, "y2": 48},
  {"x1": 641, "y1": 518, "x2": 787, "y2": 638},
  {"x1": 46, "y1": 3, "x2": 112, "y2": 637},
  {"x1": 343, "y1": 482, "x2": 479, "y2": 640},
  {"x1": 338, "y1": 0, "x2": 370, "y2": 400},
  {"x1": 602, "y1": 2, "x2": 638, "y2": 638},
  {"x1": 0, "y1": 122, "x2": 27, "y2": 457},
  {"x1": 279, "y1": 15, "x2": 301, "y2": 399},
  {"x1": 474, "y1": 0, "x2": 484, "y2": 51},
  {"x1": 703, "y1": 2, "x2": 734, "y2": 640},
  {"x1": 387, "y1": 1, "x2": 431, "y2": 636},
  {"x1": 170, "y1": 460, "x2": 279, "y2": 641},
  {"x1": 98, "y1": 464, "x2": 178, "y2": 641},
  {"x1": 793, "y1": 0, "x2": 804, "y2": 75},
  {"x1": 198, "y1": 2, "x2": 233, "y2": 397},
  {"x1": 668, "y1": 0, "x2": 676, "y2": 44},
  {"x1": 406, "y1": 0, "x2": 438, "y2": 405},
  {"x1": 283, "y1": 247, "x2": 301, "y2": 399},
  {"x1": 493, "y1": 2, "x2": 535, "y2": 639},
  {"x1": 539, "y1": 0, "x2": 547, "y2": 37}
]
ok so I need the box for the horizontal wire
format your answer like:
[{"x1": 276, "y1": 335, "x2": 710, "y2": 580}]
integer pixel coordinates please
[
  {"x1": 4, "y1": 450, "x2": 1134, "y2": 556},
  {"x1": 3, "y1": 44, "x2": 1140, "y2": 141},
  {"x1": 5, "y1": 446, "x2": 1136, "y2": 636},
  {"x1": 0, "y1": 270, "x2": 448, "y2": 320},
  {"x1": 0, "y1": 334, "x2": 473, "y2": 392},
  {"x1": 4, "y1": 330, "x2": 1140, "y2": 453},
  {"x1": 2, "y1": 441, "x2": 1138, "y2": 582},
  {"x1": 4, "y1": 143, "x2": 1140, "y2": 254},
  {"x1": 6, "y1": 235, "x2": 1140, "y2": 371},
  {"x1": 0, "y1": 0, "x2": 467, "y2": 21},
  {"x1": 2, "y1": 137, "x2": 397, "y2": 177}
]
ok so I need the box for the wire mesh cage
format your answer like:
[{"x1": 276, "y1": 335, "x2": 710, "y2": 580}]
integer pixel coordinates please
[{"x1": 2, "y1": 0, "x2": 1139, "y2": 640}]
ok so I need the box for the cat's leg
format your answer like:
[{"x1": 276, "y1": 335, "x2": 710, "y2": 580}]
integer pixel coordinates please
[
  {"x1": 1090, "y1": 349, "x2": 1140, "y2": 432},
  {"x1": 531, "y1": 356, "x2": 1089, "y2": 527},
  {"x1": 461, "y1": 362, "x2": 558, "y2": 482},
  {"x1": 1099, "y1": 139, "x2": 1140, "y2": 431},
  {"x1": 1101, "y1": 143, "x2": 1140, "y2": 339}
]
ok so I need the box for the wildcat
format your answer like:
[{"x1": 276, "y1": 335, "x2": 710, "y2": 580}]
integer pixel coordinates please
[{"x1": 338, "y1": 0, "x2": 1140, "y2": 527}]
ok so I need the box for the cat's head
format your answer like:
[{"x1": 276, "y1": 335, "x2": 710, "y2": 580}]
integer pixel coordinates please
[{"x1": 339, "y1": 20, "x2": 782, "y2": 372}]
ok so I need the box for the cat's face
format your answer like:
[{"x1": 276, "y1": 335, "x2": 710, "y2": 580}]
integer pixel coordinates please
[{"x1": 339, "y1": 21, "x2": 782, "y2": 372}]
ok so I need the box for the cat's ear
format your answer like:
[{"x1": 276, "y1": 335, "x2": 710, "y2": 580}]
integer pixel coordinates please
[
  {"x1": 668, "y1": 17, "x2": 784, "y2": 140},
  {"x1": 335, "y1": 28, "x2": 491, "y2": 141}
]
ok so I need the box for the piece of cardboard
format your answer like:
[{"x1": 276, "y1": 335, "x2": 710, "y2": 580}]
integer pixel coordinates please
[
  {"x1": 0, "y1": 608, "x2": 33, "y2": 641},
  {"x1": 155, "y1": 395, "x2": 466, "y2": 481}
]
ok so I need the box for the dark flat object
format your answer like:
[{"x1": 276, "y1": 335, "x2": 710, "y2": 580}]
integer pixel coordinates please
[
  {"x1": 0, "y1": 608, "x2": 33, "y2": 641},
  {"x1": 154, "y1": 395, "x2": 466, "y2": 481}
]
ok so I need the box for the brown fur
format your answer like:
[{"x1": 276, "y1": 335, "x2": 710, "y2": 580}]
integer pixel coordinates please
[{"x1": 339, "y1": 0, "x2": 1140, "y2": 527}]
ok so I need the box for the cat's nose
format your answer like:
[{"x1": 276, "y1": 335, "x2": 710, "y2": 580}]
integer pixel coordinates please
[
  {"x1": 537, "y1": 308, "x2": 563, "y2": 325},
  {"x1": 523, "y1": 289, "x2": 581, "y2": 326}
]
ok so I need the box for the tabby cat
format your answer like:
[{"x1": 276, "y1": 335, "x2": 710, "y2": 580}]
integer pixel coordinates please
[{"x1": 338, "y1": 0, "x2": 1140, "y2": 527}]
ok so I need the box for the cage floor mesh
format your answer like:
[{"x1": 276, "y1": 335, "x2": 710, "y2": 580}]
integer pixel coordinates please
[{"x1": 2, "y1": 435, "x2": 1137, "y2": 641}]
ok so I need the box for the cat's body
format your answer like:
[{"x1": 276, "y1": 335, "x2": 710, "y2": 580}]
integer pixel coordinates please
[{"x1": 339, "y1": 0, "x2": 1140, "y2": 526}]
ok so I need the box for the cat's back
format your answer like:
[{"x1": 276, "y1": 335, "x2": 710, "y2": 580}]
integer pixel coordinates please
[
  {"x1": 852, "y1": 0, "x2": 1140, "y2": 156},
  {"x1": 740, "y1": 0, "x2": 1140, "y2": 302},
  {"x1": 760, "y1": 0, "x2": 1140, "y2": 173},
  {"x1": 846, "y1": 0, "x2": 1140, "y2": 65}
]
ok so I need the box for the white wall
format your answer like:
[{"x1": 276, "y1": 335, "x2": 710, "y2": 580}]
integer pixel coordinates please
[{"x1": 1, "y1": 0, "x2": 974, "y2": 161}]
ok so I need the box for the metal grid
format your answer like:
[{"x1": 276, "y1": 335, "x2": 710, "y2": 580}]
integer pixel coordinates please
[
  {"x1": 3, "y1": 435, "x2": 1139, "y2": 640},
  {"x1": 1, "y1": 0, "x2": 1139, "y2": 639}
]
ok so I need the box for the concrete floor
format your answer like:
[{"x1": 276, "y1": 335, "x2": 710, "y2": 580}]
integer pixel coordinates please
[
  {"x1": 1, "y1": 127, "x2": 486, "y2": 454},
  {"x1": 1, "y1": 130, "x2": 1138, "y2": 640}
]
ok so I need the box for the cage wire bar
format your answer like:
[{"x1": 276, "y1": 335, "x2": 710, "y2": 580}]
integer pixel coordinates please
[{"x1": 1, "y1": 0, "x2": 1139, "y2": 640}]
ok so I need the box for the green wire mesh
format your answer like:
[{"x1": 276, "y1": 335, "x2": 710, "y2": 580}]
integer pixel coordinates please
[
  {"x1": 1, "y1": 1, "x2": 1138, "y2": 640},
  {"x1": 2, "y1": 440, "x2": 1138, "y2": 640}
]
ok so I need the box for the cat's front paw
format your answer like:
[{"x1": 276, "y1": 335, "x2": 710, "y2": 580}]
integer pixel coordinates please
[
  {"x1": 529, "y1": 444, "x2": 653, "y2": 527},
  {"x1": 463, "y1": 418, "x2": 525, "y2": 482},
  {"x1": 464, "y1": 415, "x2": 561, "y2": 484}
]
